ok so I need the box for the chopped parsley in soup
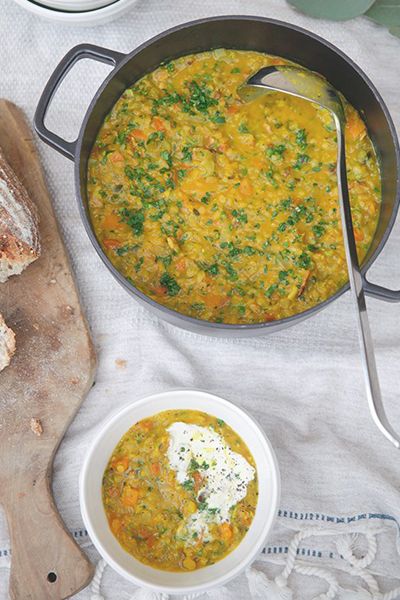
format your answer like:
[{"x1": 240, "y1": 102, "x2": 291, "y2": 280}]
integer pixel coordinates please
[
  {"x1": 102, "y1": 410, "x2": 258, "y2": 571},
  {"x1": 88, "y1": 49, "x2": 381, "y2": 324}
]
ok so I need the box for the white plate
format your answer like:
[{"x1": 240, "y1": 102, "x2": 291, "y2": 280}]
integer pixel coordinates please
[
  {"x1": 12, "y1": 0, "x2": 138, "y2": 25},
  {"x1": 79, "y1": 389, "x2": 280, "y2": 595}
]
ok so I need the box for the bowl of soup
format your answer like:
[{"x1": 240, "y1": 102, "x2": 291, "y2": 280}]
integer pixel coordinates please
[
  {"x1": 79, "y1": 390, "x2": 280, "y2": 594},
  {"x1": 35, "y1": 17, "x2": 400, "y2": 336}
]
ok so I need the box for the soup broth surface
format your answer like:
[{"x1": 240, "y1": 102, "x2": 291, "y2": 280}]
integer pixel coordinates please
[
  {"x1": 88, "y1": 50, "x2": 381, "y2": 324},
  {"x1": 102, "y1": 409, "x2": 258, "y2": 571}
]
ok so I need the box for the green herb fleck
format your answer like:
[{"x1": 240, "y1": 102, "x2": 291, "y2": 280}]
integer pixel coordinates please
[
  {"x1": 225, "y1": 263, "x2": 238, "y2": 281},
  {"x1": 265, "y1": 284, "x2": 278, "y2": 298},
  {"x1": 189, "y1": 458, "x2": 200, "y2": 471},
  {"x1": 267, "y1": 144, "x2": 286, "y2": 158},
  {"x1": 161, "y1": 150, "x2": 173, "y2": 168},
  {"x1": 293, "y1": 153, "x2": 310, "y2": 170},
  {"x1": 119, "y1": 208, "x2": 145, "y2": 235},
  {"x1": 134, "y1": 257, "x2": 144, "y2": 272},
  {"x1": 232, "y1": 208, "x2": 248, "y2": 224},
  {"x1": 182, "y1": 146, "x2": 192, "y2": 162},
  {"x1": 207, "y1": 263, "x2": 219, "y2": 276},
  {"x1": 182, "y1": 480, "x2": 194, "y2": 491},
  {"x1": 160, "y1": 273, "x2": 181, "y2": 296},
  {"x1": 185, "y1": 81, "x2": 218, "y2": 113},
  {"x1": 156, "y1": 255, "x2": 172, "y2": 268},
  {"x1": 295, "y1": 128, "x2": 308, "y2": 150},
  {"x1": 210, "y1": 111, "x2": 226, "y2": 124},
  {"x1": 296, "y1": 252, "x2": 311, "y2": 269},
  {"x1": 312, "y1": 224, "x2": 325, "y2": 238}
]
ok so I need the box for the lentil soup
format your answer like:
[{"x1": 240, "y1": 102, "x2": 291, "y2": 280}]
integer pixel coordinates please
[
  {"x1": 102, "y1": 410, "x2": 258, "y2": 571},
  {"x1": 88, "y1": 50, "x2": 381, "y2": 324}
]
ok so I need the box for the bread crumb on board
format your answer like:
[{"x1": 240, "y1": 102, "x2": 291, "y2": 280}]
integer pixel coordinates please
[
  {"x1": 115, "y1": 358, "x2": 127, "y2": 369},
  {"x1": 30, "y1": 417, "x2": 43, "y2": 436}
]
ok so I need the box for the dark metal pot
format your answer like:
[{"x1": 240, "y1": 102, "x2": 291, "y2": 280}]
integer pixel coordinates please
[{"x1": 34, "y1": 16, "x2": 400, "y2": 336}]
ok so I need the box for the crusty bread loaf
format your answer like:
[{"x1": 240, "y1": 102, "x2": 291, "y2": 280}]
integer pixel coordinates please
[
  {"x1": 0, "y1": 313, "x2": 15, "y2": 372},
  {"x1": 0, "y1": 151, "x2": 40, "y2": 282}
]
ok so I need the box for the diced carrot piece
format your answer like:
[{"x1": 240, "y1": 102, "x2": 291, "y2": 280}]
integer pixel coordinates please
[
  {"x1": 175, "y1": 257, "x2": 187, "y2": 272},
  {"x1": 263, "y1": 313, "x2": 275, "y2": 322},
  {"x1": 205, "y1": 293, "x2": 229, "y2": 309},
  {"x1": 146, "y1": 534, "x2": 157, "y2": 548},
  {"x1": 346, "y1": 116, "x2": 366, "y2": 141},
  {"x1": 110, "y1": 151, "x2": 124, "y2": 163},
  {"x1": 354, "y1": 228, "x2": 364, "y2": 242},
  {"x1": 153, "y1": 285, "x2": 167, "y2": 296},
  {"x1": 113, "y1": 456, "x2": 129, "y2": 472},
  {"x1": 103, "y1": 238, "x2": 121, "y2": 250},
  {"x1": 193, "y1": 471, "x2": 203, "y2": 493},
  {"x1": 152, "y1": 117, "x2": 165, "y2": 131},
  {"x1": 111, "y1": 518, "x2": 122, "y2": 534},
  {"x1": 253, "y1": 159, "x2": 264, "y2": 169},
  {"x1": 137, "y1": 527, "x2": 153, "y2": 540},
  {"x1": 130, "y1": 129, "x2": 147, "y2": 140},
  {"x1": 121, "y1": 487, "x2": 139, "y2": 507},
  {"x1": 220, "y1": 522, "x2": 233, "y2": 541},
  {"x1": 240, "y1": 178, "x2": 253, "y2": 196},
  {"x1": 137, "y1": 419, "x2": 153, "y2": 431},
  {"x1": 103, "y1": 213, "x2": 122, "y2": 230},
  {"x1": 150, "y1": 462, "x2": 160, "y2": 476},
  {"x1": 227, "y1": 105, "x2": 239, "y2": 114}
]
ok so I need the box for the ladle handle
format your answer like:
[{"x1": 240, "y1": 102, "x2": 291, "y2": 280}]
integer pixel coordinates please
[{"x1": 335, "y1": 121, "x2": 400, "y2": 449}]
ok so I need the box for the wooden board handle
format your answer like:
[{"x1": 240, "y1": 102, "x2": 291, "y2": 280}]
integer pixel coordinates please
[{"x1": 4, "y1": 467, "x2": 93, "y2": 600}]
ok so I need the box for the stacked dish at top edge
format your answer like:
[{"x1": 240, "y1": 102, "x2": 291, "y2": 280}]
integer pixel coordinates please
[{"x1": 31, "y1": 0, "x2": 117, "y2": 11}]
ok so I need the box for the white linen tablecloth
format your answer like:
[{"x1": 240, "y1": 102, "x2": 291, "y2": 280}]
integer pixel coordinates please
[{"x1": 1, "y1": 0, "x2": 400, "y2": 598}]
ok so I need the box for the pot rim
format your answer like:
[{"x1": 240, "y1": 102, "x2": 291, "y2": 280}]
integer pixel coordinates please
[{"x1": 74, "y1": 15, "x2": 400, "y2": 332}]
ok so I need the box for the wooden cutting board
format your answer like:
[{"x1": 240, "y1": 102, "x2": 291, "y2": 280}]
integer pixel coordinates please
[{"x1": 0, "y1": 100, "x2": 96, "y2": 599}]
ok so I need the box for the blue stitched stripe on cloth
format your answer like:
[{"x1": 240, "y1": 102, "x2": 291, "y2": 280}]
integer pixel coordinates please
[
  {"x1": 257, "y1": 510, "x2": 400, "y2": 561},
  {"x1": 278, "y1": 509, "x2": 398, "y2": 530}
]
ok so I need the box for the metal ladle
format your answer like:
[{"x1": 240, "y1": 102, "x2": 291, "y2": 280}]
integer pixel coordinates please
[{"x1": 239, "y1": 66, "x2": 400, "y2": 449}]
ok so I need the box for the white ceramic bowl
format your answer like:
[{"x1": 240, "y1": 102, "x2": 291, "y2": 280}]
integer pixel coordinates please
[
  {"x1": 12, "y1": 0, "x2": 138, "y2": 25},
  {"x1": 80, "y1": 390, "x2": 280, "y2": 595}
]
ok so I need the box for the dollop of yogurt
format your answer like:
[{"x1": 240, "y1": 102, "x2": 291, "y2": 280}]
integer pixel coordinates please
[{"x1": 167, "y1": 422, "x2": 255, "y2": 542}]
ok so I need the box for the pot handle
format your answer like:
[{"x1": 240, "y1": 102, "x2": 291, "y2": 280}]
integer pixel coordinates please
[
  {"x1": 34, "y1": 44, "x2": 126, "y2": 161},
  {"x1": 363, "y1": 273, "x2": 400, "y2": 302}
]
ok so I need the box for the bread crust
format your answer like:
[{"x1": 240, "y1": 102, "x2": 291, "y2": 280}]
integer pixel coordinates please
[
  {"x1": 0, "y1": 313, "x2": 15, "y2": 372},
  {"x1": 0, "y1": 151, "x2": 40, "y2": 282}
]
